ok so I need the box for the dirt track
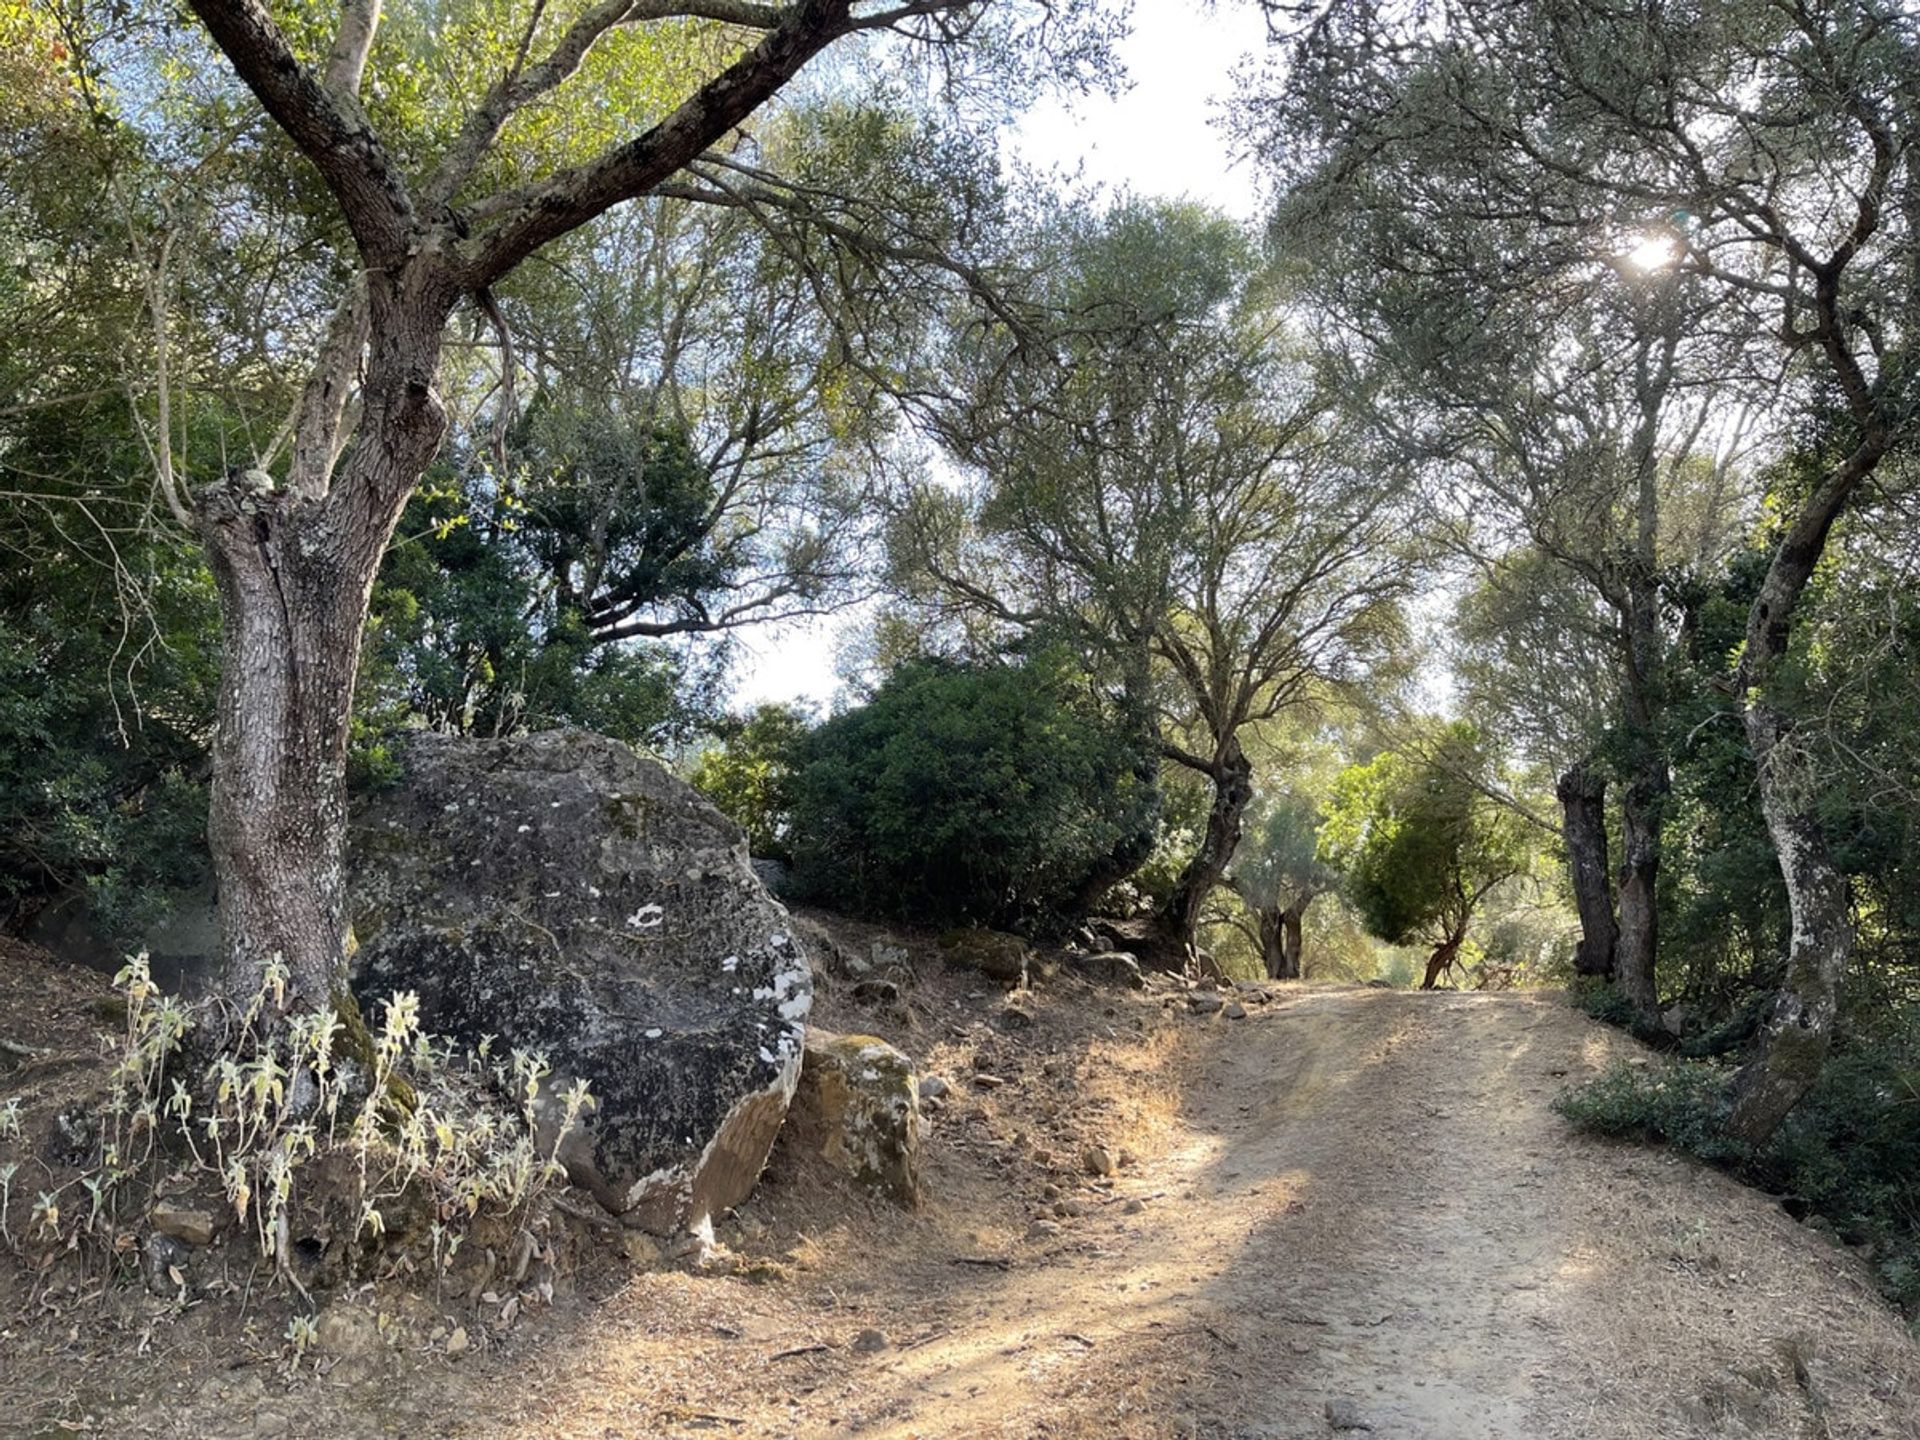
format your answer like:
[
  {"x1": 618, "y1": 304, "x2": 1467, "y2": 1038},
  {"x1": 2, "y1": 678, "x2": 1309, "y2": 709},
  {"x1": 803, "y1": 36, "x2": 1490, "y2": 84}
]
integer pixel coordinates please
[
  {"x1": 485, "y1": 986, "x2": 1920, "y2": 1439},
  {"x1": 10, "y1": 966, "x2": 1920, "y2": 1438}
]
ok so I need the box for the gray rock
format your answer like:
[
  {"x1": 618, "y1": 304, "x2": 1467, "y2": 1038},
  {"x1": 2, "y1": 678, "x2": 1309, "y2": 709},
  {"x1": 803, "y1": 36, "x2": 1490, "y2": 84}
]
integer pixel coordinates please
[
  {"x1": 1325, "y1": 1398, "x2": 1373, "y2": 1431},
  {"x1": 917, "y1": 1075, "x2": 951, "y2": 1101},
  {"x1": 1082, "y1": 1145, "x2": 1116, "y2": 1177},
  {"x1": 1069, "y1": 950, "x2": 1146, "y2": 989},
  {"x1": 937, "y1": 928, "x2": 1028, "y2": 984},
  {"x1": 349, "y1": 729, "x2": 810, "y2": 1231},
  {"x1": 145, "y1": 1232, "x2": 190, "y2": 1297},
  {"x1": 784, "y1": 1028, "x2": 922, "y2": 1207},
  {"x1": 1224, "y1": 1001, "x2": 1249, "y2": 1020},
  {"x1": 851, "y1": 1327, "x2": 890, "y2": 1354},
  {"x1": 1188, "y1": 992, "x2": 1225, "y2": 1016}
]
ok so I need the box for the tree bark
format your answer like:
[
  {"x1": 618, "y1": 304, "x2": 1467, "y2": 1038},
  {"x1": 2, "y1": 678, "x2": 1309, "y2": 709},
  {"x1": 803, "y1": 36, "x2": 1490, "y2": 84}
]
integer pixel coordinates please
[
  {"x1": 1421, "y1": 927, "x2": 1464, "y2": 990},
  {"x1": 200, "y1": 277, "x2": 452, "y2": 1015},
  {"x1": 1555, "y1": 760, "x2": 1617, "y2": 979},
  {"x1": 1257, "y1": 903, "x2": 1305, "y2": 980},
  {"x1": 1159, "y1": 738, "x2": 1255, "y2": 965},
  {"x1": 1613, "y1": 757, "x2": 1666, "y2": 1018}
]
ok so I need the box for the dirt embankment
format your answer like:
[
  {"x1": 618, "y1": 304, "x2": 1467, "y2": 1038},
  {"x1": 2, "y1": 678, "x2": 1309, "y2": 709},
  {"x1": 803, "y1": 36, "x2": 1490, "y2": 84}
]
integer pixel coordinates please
[{"x1": 4, "y1": 929, "x2": 1918, "y2": 1439}]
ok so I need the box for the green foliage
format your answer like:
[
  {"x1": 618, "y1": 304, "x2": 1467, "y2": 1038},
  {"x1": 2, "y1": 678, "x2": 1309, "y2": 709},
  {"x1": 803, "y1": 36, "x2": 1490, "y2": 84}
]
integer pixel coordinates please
[
  {"x1": 0, "y1": 404, "x2": 220, "y2": 936},
  {"x1": 785, "y1": 653, "x2": 1146, "y2": 930},
  {"x1": 1558, "y1": 1033, "x2": 1920, "y2": 1313},
  {"x1": 359, "y1": 437, "x2": 729, "y2": 756},
  {"x1": 689, "y1": 704, "x2": 812, "y2": 860},
  {"x1": 1320, "y1": 723, "x2": 1534, "y2": 950}
]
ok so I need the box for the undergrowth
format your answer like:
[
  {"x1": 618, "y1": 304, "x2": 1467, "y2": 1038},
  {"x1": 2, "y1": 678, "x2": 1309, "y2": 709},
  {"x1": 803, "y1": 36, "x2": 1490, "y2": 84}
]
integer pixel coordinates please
[
  {"x1": 2, "y1": 952, "x2": 592, "y2": 1309},
  {"x1": 1558, "y1": 1016, "x2": 1920, "y2": 1316}
]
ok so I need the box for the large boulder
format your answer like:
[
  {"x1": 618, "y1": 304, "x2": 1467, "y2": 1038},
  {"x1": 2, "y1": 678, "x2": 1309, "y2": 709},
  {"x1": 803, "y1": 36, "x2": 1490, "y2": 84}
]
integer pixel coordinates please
[
  {"x1": 348, "y1": 729, "x2": 810, "y2": 1232},
  {"x1": 784, "y1": 1029, "x2": 921, "y2": 1207}
]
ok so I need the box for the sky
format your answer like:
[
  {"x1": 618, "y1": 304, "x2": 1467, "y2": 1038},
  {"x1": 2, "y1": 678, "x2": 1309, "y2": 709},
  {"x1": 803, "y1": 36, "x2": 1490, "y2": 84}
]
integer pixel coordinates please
[{"x1": 727, "y1": 0, "x2": 1274, "y2": 712}]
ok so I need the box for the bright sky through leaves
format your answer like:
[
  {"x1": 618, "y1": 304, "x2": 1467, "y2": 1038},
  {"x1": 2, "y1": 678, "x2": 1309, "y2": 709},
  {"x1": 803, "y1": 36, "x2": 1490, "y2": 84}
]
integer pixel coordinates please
[{"x1": 730, "y1": 0, "x2": 1270, "y2": 710}]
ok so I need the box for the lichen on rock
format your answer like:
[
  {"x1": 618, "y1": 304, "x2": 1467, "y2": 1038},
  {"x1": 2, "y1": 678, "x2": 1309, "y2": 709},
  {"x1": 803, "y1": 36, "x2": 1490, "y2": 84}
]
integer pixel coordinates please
[
  {"x1": 785, "y1": 1028, "x2": 922, "y2": 1207},
  {"x1": 347, "y1": 728, "x2": 811, "y2": 1232}
]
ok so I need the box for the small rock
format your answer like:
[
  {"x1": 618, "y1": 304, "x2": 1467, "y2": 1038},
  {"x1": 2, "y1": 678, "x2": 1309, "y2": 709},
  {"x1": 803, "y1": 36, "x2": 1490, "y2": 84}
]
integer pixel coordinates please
[
  {"x1": 852, "y1": 978, "x2": 901, "y2": 1005},
  {"x1": 445, "y1": 1325, "x2": 469, "y2": 1358},
  {"x1": 1118, "y1": 1147, "x2": 1137, "y2": 1168},
  {"x1": 918, "y1": 1075, "x2": 951, "y2": 1101},
  {"x1": 851, "y1": 1327, "x2": 890, "y2": 1354},
  {"x1": 150, "y1": 1202, "x2": 217, "y2": 1247},
  {"x1": 1189, "y1": 993, "x2": 1224, "y2": 1016},
  {"x1": 971, "y1": 1073, "x2": 1006, "y2": 1090},
  {"x1": 1041, "y1": 1182, "x2": 1061, "y2": 1201},
  {"x1": 998, "y1": 1003, "x2": 1035, "y2": 1031},
  {"x1": 1026, "y1": 1218, "x2": 1060, "y2": 1240},
  {"x1": 1055, "y1": 1198, "x2": 1087, "y2": 1218},
  {"x1": 1325, "y1": 1398, "x2": 1373, "y2": 1431},
  {"x1": 145, "y1": 1233, "x2": 189, "y2": 1298},
  {"x1": 1123, "y1": 1198, "x2": 1147, "y2": 1215},
  {"x1": 1224, "y1": 1001, "x2": 1248, "y2": 1020},
  {"x1": 1082, "y1": 1146, "x2": 1116, "y2": 1177},
  {"x1": 315, "y1": 1305, "x2": 383, "y2": 1358}
]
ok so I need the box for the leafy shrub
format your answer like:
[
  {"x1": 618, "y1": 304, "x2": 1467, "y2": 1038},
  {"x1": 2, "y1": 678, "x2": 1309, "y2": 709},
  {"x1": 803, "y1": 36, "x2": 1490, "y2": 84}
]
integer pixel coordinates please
[
  {"x1": 785, "y1": 653, "x2": 1145, "y2": 930},
  {"x1": 689, "y1": 704, "x2": 812, "y2": 860}
]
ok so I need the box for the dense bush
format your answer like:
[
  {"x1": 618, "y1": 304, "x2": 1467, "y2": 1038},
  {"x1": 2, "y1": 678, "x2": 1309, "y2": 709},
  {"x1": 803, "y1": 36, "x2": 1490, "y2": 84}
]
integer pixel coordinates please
[
  {"x1": 784, "y1": 653, "x2": 1146, "y2": 930},
  {"x1": 689, "y1": 704, "x2": 812, "y2": 860}
]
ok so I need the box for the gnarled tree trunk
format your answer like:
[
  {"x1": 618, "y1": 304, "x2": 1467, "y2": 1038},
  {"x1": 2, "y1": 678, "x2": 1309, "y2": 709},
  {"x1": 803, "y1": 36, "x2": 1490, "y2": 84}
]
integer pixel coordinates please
[
  {"x1": 1725, "y1": 424, "x2": 1886, "y2": 1143},
  {"x1": 1556, "y1": 760, "x2": 1617, "y2": 978},
  {"x1": 201, "y1": 280, "x2": 452, "y2": 1016},
  {"x1": 1422, "y1": 925, "x2": 1465, "y2": 990},
  {"x1": 1160, "y1": 738, "x2": 1255, "y2": 966},
  {"x1": 1258, "y1": 902, "x2": 1306, "y2": 980}
]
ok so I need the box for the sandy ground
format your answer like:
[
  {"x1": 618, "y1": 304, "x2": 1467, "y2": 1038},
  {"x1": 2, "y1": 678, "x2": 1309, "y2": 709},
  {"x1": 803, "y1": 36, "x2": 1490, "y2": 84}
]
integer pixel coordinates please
[
  {"x1": 5, "y1": 936, "x2": 1919, "y2": 1439},
  {"x1": 472, "y1": 986, "x2": 1920, "y2": 1440}
]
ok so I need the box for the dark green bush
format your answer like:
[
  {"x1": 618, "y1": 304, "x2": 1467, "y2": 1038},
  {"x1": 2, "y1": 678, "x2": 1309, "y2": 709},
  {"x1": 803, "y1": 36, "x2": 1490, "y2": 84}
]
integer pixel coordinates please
[{"x1": 785, "y1": 653, "x2": 1145, "y2": 930}]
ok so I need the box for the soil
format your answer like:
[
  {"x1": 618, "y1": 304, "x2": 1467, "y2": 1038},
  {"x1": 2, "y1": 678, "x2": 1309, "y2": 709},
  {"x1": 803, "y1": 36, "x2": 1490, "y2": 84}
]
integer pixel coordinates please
[{"x1": 3, "y1": 920, "x2": 1918, "y2": 1439}]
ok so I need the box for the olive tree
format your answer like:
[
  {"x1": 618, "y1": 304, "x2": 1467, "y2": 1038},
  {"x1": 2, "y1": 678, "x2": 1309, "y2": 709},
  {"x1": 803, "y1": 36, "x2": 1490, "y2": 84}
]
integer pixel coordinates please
[
  {"x1": 1253, "y1": 0, "x2": 1920, "y2": 1140},
  {"x1": 112, "y1": 0, "x2": 1115, "y2": 1030}
]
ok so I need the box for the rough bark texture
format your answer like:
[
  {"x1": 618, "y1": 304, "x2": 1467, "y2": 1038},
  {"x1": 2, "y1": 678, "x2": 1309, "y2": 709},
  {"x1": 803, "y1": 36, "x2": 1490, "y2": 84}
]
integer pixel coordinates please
[
  {"x1": 1258, "y1": 904, "x2": 1306, "y2": 981},
  {"x1": 1726, "y1": 705, "x2": 1854, "y2": 1145},
  {"x1": 1160, "y1": 740, "x2": 1255, "y2": 965},
  {"x1": 1613, "y1": 761, "x2": 1666, "y2": 1018},
  {"x1": 1556, "y1": 762, "x2": 1618, "y2": 979},
  {"x1": 200, "y1": 278, "x2": 451, "y2": 1013}
]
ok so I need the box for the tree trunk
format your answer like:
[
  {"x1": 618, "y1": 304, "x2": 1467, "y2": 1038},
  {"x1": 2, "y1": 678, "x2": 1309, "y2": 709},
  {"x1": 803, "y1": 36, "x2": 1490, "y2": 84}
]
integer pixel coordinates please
[
  {"x1": 1725, "y1": 703, "x2": 1853, "y2": 1144},
  {"x1": 1722, "y1": 416, "x2": 1888, "y2": 1143},
  {"x1": 1613, "y1": 758, "x2": 1666, "y2": 1019},
  {"x1": 1258, "y1": 903, "x2": 1305, "y2": 980},
  {"x1": 1556, "y1": 761, "x2": 1617, "y2": 979},
  {"x1": 1422, "y1": 928, "x2": 1464, "y2": 990},
  {"x1": 1160, "y1": 738, "x2": 1255, "y2": 964},
  {"x1": 200, "y1": 280, "x2": 451, "y2": 1017}
]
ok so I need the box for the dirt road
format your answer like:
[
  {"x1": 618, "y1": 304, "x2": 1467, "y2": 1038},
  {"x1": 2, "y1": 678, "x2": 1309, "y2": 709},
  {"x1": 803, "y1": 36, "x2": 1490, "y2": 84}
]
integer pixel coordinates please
[{"x1": 491, "y1": 986, "x2": 1920, "y2": 1440}]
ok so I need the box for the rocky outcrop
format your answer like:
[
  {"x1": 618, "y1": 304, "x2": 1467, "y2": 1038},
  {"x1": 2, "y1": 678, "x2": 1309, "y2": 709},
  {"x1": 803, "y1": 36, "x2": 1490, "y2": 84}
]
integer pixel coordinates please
[
  {"x1": 784, "y1": 1029, "x2": 921, "y2": 1206},
  {"x1": 348, "y1": 729, "x2": 810, "y2": 1232}
]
